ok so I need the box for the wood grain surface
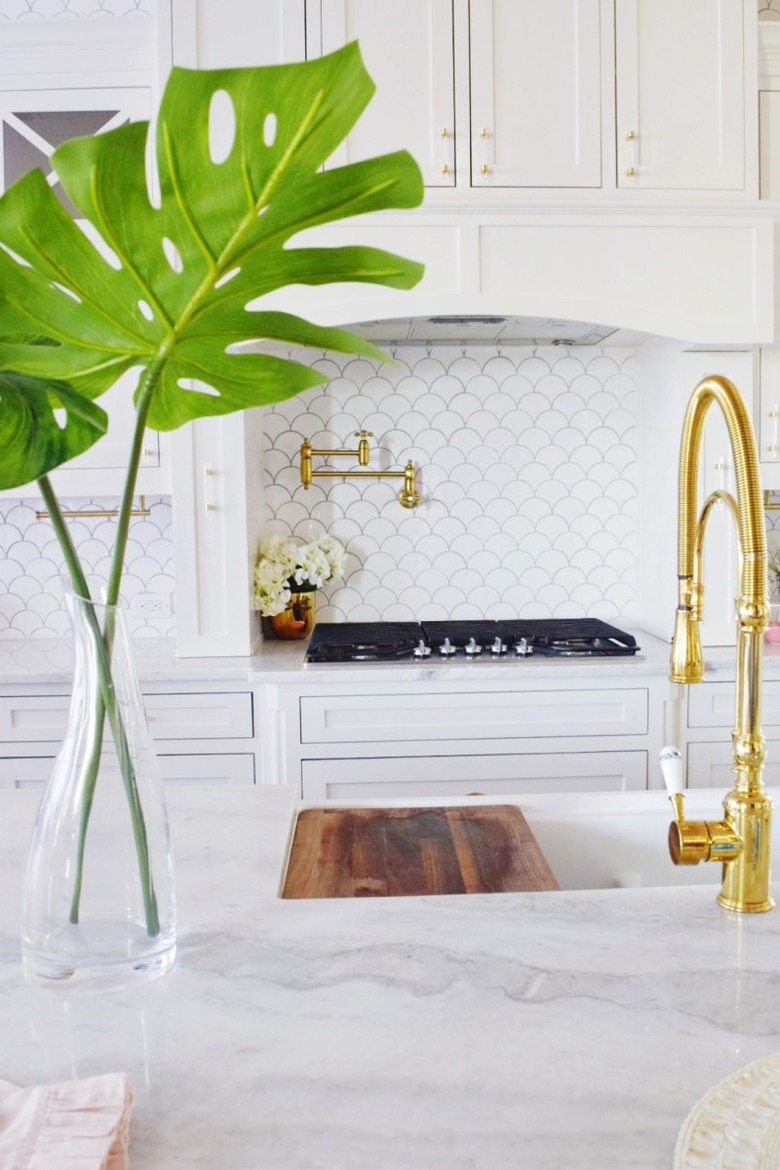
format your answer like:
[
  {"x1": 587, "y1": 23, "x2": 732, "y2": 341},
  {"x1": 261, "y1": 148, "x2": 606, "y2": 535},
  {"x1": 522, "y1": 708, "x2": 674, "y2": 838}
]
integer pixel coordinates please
[{"x1": 282, "y1": 805, "x2": 560, "y2": 898}]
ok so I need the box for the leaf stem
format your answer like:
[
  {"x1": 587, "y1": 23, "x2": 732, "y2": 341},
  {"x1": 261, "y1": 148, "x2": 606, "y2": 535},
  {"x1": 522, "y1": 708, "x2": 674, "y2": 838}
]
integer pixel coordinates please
[{"x1": 37, "y1": 361, "x2": 165, "y2": 937}]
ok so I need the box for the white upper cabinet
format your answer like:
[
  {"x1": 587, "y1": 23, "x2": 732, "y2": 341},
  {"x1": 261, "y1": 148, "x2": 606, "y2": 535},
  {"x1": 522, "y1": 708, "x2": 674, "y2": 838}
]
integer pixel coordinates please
[
  {"x1": 308, "y1": 0, "x2": 456, "y2": 187},
  {"x1": 615, "y1": 0, "x2": 753, "y2": 192},
  {"x1": 469, "y1": 0, "x2": 602, "y2": 188},
  {"x1": 309, "y1": 0, "x2": 756, "y2": 197},
  {"x1": 309, "y1": 0, "x2": 601, "y2": 190}
]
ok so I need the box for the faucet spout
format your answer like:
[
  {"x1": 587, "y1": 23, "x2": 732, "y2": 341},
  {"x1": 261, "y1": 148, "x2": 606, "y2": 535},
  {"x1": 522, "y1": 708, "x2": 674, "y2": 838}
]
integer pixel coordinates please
[{"x1": 667, "y1": 375, "x2": 773, "y2": 912}]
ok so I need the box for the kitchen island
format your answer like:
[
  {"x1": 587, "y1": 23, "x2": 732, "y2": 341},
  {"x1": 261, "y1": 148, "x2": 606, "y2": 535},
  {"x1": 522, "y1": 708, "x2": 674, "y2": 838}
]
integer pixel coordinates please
[{"x1": 2, "y1": 782, "x2": 780, "y2": 1169}]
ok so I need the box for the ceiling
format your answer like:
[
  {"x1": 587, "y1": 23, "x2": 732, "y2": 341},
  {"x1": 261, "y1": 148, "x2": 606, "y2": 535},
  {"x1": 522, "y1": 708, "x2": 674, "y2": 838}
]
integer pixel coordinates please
[{"x1": 345, "y1": 315, "x2": 650, "y2": 347}]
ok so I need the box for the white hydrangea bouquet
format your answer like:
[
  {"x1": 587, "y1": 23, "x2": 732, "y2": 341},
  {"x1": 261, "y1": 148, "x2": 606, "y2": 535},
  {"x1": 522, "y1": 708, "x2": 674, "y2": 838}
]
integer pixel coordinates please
[{"x1": 253, "y1": 533, "x2": 347, "y2": 616}]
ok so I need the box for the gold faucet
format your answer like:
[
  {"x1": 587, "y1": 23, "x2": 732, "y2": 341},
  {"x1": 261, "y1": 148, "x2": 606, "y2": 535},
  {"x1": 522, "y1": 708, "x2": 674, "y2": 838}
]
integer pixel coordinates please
[
  {"x1": 299, "y1": 432, "x2": 420, "y2": 509},
  {"x1": 664, "y1": 375, "x2": 773, "y2": 912}
]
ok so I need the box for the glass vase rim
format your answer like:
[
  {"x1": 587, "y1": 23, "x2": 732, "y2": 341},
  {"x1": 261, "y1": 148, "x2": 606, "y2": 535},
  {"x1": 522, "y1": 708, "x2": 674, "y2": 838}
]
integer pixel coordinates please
[{"x1": 61, "y1": 583, "x2": 127, "y2": 609}]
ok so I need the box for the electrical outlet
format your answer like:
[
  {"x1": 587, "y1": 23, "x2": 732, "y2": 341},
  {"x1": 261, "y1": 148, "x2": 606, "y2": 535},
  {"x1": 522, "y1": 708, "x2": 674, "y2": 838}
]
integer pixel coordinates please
[{"x1": 130, "y1": 593, "x2": 172, "y2": 617}]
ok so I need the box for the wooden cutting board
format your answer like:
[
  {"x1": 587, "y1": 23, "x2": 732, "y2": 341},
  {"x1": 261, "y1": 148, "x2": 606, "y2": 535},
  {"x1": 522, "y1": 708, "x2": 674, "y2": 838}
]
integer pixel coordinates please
[{"x1": 282, "y1": 805, "x2": 559, "y2": 898}]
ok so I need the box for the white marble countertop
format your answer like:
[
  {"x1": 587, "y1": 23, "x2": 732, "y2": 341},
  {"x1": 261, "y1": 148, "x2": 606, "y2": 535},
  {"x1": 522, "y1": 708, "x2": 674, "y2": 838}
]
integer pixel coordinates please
[
  {"x1": 3, "y1": 783, "x2": 780, "y2": 1168},
  {"x1": 2, "y1": 621, "x2": 777, "y2": 685}
]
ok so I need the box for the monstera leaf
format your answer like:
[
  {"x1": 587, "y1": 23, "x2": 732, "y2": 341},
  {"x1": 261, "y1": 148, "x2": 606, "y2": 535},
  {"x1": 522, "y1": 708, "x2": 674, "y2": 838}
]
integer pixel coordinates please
[
  {"x1": 0, "y1": 43, "x2": 424, "y2": 473},
  {"x1": 0, "y1": 49, "x2": 424, "y2": 944},
  {"x1": 0, "y1": 372, "x2": 108, "y2": 490}
]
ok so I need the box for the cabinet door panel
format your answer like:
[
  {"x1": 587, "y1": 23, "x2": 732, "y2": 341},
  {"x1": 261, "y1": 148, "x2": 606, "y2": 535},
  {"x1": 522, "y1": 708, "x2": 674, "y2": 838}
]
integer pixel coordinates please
[
  {"x1": 615, "y1": 0, "x2": 746, "y2": 190},
  {"x1": 311, "y1": 0, "x2": 456, "y2": 186},
  {"x1": 300, "y1": 688, "x2": 649, "y2": 743},
  {"x1": 301, "y1": 750, "x2": 648, "y2": 799},
  {"x1": 0, "y1": 87, "x2": 171, "y2": 498},
  {"x1": 688, "y1": 680, "x2": 780, "y2": 729},
  {"x1": 0, "y1": 753, "x2": 255, "y2": 786},
  {"x1": 0, "y1": 757, "x2": 55, "y2": 789},
  {"x1": 158, "y1": 753, "x2": 256, "y2": 785},
  {"x1": 0, "y1": 691, "x2": 254, "y2": 742},
  {"x1": 687, "y1": 740, "x2": 780, "y2": 788},
  {"x1": 469, "y1": 0, "x2": 602, "y2": 187}
]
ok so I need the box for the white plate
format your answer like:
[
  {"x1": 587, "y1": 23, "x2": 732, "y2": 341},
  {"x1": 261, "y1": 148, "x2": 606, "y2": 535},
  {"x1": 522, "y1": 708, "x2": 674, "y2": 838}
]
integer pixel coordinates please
[{"x1": 675, "y1": 1053, "x2": 780, "y2": 1169}]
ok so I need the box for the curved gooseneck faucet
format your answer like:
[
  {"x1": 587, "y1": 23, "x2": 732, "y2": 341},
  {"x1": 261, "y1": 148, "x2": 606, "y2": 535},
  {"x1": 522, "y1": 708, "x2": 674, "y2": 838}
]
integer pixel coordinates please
[{"x1": 665, "y1": 375, "x2": 773, "y2": 912}]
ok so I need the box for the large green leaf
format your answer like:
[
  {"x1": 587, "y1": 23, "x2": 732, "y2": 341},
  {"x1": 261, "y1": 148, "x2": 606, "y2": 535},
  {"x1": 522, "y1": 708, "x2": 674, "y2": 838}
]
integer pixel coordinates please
[
  {"x1": 0, "y1": 44, "x2": 424, "y2": 450},
  {"x1": 0, "y1": 372, "x2": 107, "y2": 489}
]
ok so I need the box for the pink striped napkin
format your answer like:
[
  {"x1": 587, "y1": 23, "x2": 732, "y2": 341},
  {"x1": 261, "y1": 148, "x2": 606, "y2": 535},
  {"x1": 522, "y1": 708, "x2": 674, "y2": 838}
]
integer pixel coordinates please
[{"x1": 0, "y1": 1073, "x2": 132, "y2": 1170}]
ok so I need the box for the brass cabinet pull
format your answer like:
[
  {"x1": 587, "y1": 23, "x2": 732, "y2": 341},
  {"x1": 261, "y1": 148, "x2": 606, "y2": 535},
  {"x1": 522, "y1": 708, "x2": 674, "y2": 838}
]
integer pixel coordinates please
[
  {"x1": 440, "y1": 127, "x2": 451, "y2": 179},
  {"x1": 625, "y1": 129, "x2": 638, "y2": 179},
  {"x1": 36, "y1": 496, "x2": 151, "y2": 521}
]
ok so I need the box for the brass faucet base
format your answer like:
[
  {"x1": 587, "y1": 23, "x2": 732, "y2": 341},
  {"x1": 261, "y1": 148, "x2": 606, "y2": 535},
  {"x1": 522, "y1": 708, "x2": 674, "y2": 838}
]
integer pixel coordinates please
[{"x1": 717, "y1": 892, "x2": 775, "y2": 913}]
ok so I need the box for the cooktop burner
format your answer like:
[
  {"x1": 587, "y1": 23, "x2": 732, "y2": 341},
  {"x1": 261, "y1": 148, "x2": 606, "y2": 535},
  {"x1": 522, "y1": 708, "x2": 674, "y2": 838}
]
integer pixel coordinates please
[{"x1": 304, "y1": 618, "x2": 639, "y2": 663}]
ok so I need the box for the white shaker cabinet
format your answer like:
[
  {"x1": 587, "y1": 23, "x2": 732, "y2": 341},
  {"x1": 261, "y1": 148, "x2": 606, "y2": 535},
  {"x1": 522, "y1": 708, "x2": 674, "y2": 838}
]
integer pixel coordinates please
[
  {"x1": 0, "y1": 26, "x2": 171, "y2": 500},
  {"x1": 469, "y1": 0, "x2": 603, "y2": 189},
  {"x1": 0, "y1": 685, "x2": 258, "y2": 788},
  {"x1": 685, "y1": 680, "x2": 780, "y2": 788},
  {"x1": 615, "y1": 0, "x2": 755, "y2": 193},
  {"x1": 309, "y1": 0, "x2": 755, "y2": 196},
  {"x1": 260, "y1": 674, "x2": 668, "y2": 798},
  {"x1": 306, "y1": 0, "x2": 456, "y2": 187},
  {"x1": 307, "y1": 0, "x2": 603, "y2": 190}
]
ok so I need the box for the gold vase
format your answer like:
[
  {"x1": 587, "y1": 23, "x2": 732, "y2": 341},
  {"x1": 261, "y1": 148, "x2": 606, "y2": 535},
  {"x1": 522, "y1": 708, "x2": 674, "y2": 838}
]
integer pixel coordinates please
[{"x1": 268, "y1": 590, "x2": 316, "y2": 640}]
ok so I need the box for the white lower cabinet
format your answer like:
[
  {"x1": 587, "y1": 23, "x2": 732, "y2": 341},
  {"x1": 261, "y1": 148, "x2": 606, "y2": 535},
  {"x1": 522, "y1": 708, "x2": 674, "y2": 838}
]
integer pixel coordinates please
[
  {"x1": 684, "y1": 679, "x2": 780, "y2": 788},
  {"x1": 0, "y1": 688, "x2": 257, "y2": 788},
  {"x1": 265, "y1": 676, "x2": 666, "y2": 799},
  {"x1": 302, "y1": 751, "x2": 647, "y2": 801}
]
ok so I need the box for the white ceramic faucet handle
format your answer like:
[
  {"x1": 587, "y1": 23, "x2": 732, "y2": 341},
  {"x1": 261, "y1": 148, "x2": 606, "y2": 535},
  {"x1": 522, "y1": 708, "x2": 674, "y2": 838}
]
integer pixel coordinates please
[{"x1": 659, "y1": 746, "x2": 685, "y2": 799}]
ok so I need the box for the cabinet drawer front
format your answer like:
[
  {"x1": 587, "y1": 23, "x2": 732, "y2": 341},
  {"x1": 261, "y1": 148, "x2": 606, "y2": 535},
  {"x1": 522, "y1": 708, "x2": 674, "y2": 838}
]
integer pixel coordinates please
[
  {"x1": 0, "y1": 692, "x2": 253, "y2": 742},
  {"x1": 687, "y1": 741, "x2": 780, "y2": 789},
  {"x1": 688, "y1": 682, "x2": 780, "y2": 729},
  {"x1": 300, "y1": 688, "x2": 648, "y2": 744},
  {"x1": 301, "y1": 751, "x2": 648, "y2": 800},
  {"x1": 158, "y1": 753, "x2": 255, "y2": 785},
  {"x1": 143, "y1": 693, "x2": 254, "y2": 740},
  {"x1": 0, "y1": 752, "x2": 255, "y2": 787},
  {"x1": 0, "y1": 756, "x2": 55, "y2": 788}
]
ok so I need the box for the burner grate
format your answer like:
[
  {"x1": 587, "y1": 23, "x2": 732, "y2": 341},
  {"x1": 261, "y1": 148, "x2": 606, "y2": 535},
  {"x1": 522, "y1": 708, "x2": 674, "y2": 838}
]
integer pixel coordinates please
[
  {"x1": 498, "y1": 618, "x2": 638, "y2": 656},
  {"x1": 306, "y1": 622, "x2": 422, "y2": 662}
]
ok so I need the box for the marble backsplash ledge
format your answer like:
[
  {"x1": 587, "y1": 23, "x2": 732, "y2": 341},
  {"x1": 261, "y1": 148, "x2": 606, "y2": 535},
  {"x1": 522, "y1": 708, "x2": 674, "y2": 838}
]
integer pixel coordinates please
[{"x1": 259, "y1": 344, "x2": 641, "y2": 624}]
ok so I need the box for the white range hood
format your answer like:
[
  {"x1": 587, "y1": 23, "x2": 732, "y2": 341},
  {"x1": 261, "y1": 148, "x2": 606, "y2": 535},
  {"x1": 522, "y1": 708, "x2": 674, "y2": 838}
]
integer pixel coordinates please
[
  {"x1": 346, "y1": 314, "x2": 648, "y2": 347},
  {"x1": 266, "y1": 207, "x2": 775, "y2": 348}
]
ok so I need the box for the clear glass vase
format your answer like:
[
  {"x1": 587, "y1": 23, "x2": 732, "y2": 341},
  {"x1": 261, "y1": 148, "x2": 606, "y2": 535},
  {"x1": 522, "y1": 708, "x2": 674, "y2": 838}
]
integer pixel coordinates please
[{"x1": 21, "y1": 591, "x2": 176, "y2": 991}]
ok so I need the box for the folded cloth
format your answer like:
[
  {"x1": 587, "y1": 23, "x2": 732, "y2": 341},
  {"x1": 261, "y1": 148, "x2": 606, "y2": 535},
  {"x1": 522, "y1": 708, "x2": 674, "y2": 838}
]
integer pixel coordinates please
[{"x1": 0, "y1": 1073, "x2": 132, "y2": 1170}]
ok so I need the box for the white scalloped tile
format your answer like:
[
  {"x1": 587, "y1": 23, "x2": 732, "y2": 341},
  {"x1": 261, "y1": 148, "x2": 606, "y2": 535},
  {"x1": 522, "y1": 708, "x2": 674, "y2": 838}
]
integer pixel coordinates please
[
  {"x1": 0, "y1": 498, "x2": 175, "y2": 640},
  {"x1": 258, "y1": 345, "x2": 647, "y2": 622},
  {"x1": 0, "y1": 0, "x2": 155, "y2": 16}
]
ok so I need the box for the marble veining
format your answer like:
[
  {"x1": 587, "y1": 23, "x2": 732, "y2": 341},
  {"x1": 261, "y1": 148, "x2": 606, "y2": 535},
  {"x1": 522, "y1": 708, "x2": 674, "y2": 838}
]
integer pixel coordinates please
[{"x1": 3, "y1": 785, "x2": 780, "y2": 1169}]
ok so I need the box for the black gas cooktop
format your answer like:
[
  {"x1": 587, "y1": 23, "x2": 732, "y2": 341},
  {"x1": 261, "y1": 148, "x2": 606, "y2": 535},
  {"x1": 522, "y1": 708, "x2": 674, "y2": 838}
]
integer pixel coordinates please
[{"x1": 304, "y1": 618, "x2": 639, "y2": 663}]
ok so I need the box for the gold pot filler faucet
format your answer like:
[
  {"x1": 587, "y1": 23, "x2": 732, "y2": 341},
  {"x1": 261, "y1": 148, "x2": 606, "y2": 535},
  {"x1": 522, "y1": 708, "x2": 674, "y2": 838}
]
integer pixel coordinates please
[{"x1": 661, "y1": 375, "x2": 773, "y2": 912}]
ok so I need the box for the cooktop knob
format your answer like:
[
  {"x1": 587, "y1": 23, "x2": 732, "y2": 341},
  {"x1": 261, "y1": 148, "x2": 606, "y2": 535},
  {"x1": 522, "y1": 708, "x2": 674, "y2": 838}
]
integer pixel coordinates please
[
  {"x1": 438, "y1": 637, "x2": 457, "y2": 656},
  {"x1": 514, "y1": 637, "x2": 533, "y2": 657},
  {"x1": 413, "y1": 639, "x2": 431, "y2": 658},
  {"x1": 490, "y1": 636, "x2": 507, "y2": 655},
  {"x1": 464, "y1": 637, "x2": 482, "y2": 656}
]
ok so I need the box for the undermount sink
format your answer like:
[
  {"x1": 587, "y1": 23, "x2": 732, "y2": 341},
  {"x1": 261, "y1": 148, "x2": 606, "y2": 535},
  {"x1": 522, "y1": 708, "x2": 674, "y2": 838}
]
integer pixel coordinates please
[{"x1": 281, "y1": 788, "x2": 780, "y2": 897}]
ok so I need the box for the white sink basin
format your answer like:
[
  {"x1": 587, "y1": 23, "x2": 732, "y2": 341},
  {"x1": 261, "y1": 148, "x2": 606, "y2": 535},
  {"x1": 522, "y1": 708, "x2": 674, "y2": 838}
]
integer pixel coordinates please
[{"x1": 520, "y1": 787, "x2": 780, "y2": 891}]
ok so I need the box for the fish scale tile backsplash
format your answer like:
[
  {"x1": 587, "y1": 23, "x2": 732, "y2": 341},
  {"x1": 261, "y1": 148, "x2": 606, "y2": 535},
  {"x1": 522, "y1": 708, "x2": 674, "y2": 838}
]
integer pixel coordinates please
[
  {"x1": 261, "y1": 344, "x2": 641, "y2": 623},
  {"x1": 2, "y1": 343, "x2": 780, "y2": 640},
  {"x1": 0, "y1": 497, "x2": 175, "y2": 640}
]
